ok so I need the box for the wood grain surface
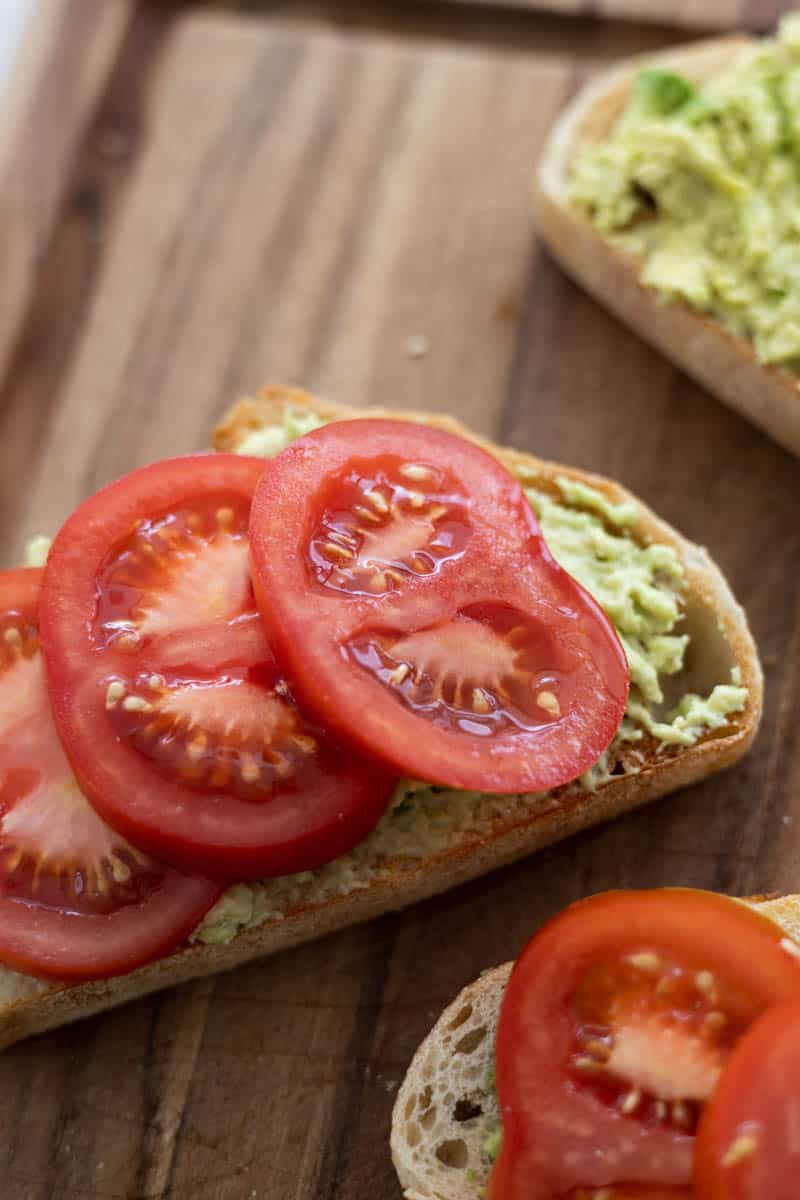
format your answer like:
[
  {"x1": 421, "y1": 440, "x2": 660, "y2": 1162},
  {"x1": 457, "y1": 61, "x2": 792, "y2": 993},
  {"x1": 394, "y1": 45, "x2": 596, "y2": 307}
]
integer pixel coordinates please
[
  {"x1": 1, "y1": 4, "x2": 799, "y2": 1200},
  {"x1": 0, "y1": 0, "x2": 133, "y2": 385},
  {"x1": 433, "y1": 0, "x2": 793, "y2": 32}
]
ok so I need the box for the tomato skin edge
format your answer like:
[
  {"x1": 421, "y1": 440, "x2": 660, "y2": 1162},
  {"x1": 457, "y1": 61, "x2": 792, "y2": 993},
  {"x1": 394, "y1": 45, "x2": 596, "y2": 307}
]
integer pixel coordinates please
[
  {"x1": 693, "y1": 998, "x2": 800, "y2": 1200},
  {"x1": 0, "y1": 875, "x2": 223, "y2": 982},
  {"x1": 248, "y1": 420, "x2": 630, "y2": 794}
]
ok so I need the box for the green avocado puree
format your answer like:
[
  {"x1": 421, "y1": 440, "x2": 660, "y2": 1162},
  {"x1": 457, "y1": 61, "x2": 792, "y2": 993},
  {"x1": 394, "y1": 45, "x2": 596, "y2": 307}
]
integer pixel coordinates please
[{"x1": 568, "y1": 16, "x2": 800, "y2": 369}]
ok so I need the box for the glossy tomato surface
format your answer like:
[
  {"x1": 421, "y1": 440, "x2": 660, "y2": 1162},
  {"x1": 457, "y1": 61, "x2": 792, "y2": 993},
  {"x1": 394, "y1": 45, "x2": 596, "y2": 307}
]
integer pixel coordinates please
[
  {"x1": 694, "y1": 996, "x2": 800, "y2": 1199},
  {"x1": 489, "y1": 890, "x2": 800, "y2": 1200},
  {"x1": 249, "y1": 420, "x2": 629, "y2": 793},
  {"x1": 0, "y1": 568, "x2": 221, "y2": 980},
  {"x1": 40, "y1": 455, "x2": 394, "y2": 879}
]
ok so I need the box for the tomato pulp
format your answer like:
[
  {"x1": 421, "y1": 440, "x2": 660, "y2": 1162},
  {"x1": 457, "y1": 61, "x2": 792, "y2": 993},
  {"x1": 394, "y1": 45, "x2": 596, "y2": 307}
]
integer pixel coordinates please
[
  {"x1": 489, "y1": 890, "x2": 800, "y2": 1199},
  {"x1": 0, "y1": 568, "x2": 221, "y2": 980},
  {"x1": 694, "y1": 996, "x2": 800, "y2": 1199},
  {"x1": 40, "y1": 455, "x2": 394, "y2": 879},
  {"x1": 249, "y1": 420, "x2": 629, "y2": 793}
]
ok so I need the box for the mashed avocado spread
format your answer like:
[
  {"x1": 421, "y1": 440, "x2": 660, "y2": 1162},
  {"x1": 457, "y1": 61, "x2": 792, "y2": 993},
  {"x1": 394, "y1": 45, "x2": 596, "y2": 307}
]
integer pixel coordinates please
[
  {"x1": 186, "y1": 408, "x2": 747, "y2": 947},
  {"x1": 568, "y1": 16, "x2": 800, "y2": 368}
]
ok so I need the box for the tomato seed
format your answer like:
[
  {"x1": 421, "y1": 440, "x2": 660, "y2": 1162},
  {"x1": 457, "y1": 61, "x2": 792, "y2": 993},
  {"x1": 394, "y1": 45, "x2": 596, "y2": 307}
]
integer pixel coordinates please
[
  {"x1": 364, "y1": 490, "x2": 389, "y2": 514},
  {"x1": 626, "y1": 952, "x2": 661, "y2": 973},
  {"x1": 536, "y1": 690, "x2": 561, "y2": 717},
  {"x1": 695, "y1": 971, "x2": 716, "y2": 996},
  {"x1": 721, "y1": 1133, "x2": 758, "y2": 1167},
  {"x1": 399, "y1": 463, "x2": 434, "y2": 483},
  {"x1": 105, "y1": 681, "x2": 127, "y2": 709}
]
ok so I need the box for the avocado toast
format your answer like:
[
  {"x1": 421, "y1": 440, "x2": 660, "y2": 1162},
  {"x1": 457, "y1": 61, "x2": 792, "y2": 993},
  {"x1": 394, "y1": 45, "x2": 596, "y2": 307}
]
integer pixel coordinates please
[
  {"x1": 0, "y1": 387, "x2": 760, "y2": 1047},
  {"x1": 534, "y1": 18, "x2": 800, "y2": 458}
]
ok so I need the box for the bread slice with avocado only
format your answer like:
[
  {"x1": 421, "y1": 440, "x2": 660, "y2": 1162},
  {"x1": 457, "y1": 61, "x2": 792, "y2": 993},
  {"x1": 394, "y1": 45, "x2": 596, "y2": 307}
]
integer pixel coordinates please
[
  {"x1": 533, "y1": 32, "x2": 800, "y2": 460},
  {"x1": 0, "y1": 387, "x2": 760, "y2": 1048},
  {"x1": 391, "y1": 893, "x2": 800, "y2": 1200}
]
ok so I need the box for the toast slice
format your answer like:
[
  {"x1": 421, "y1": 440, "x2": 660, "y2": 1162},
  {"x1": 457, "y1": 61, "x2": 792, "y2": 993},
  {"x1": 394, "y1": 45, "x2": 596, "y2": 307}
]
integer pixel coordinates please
[
  {"x1": 532, "y1": 36, "x2": 800, "y2": 461},
  {"x1": 391, "y1": 893, "x2": 800, "y2": 1200},
  {"x1": 0, "y1": 387, "x2": 761, "y2": 1048}
]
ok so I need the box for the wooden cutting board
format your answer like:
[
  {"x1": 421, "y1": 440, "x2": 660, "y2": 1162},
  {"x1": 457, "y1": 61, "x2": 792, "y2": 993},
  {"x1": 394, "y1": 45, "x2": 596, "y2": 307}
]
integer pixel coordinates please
[
  {"x1": 434, "y1": 0, "x2": 791, "y2": 31},
  {"x1": 1, "y1": 5, "x2": 799, "y2": 1200}
]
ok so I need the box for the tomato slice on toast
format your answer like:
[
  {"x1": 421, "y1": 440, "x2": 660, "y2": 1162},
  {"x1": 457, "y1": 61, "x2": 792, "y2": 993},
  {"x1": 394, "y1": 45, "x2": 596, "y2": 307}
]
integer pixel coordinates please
[
  {"x1": 40, "y1": 456, "x2": 393, "y2": 879},
  {"x1": 489, "y1": 890, "x2": 800, "y2": 1200},
  {"x1": 694, "y1": 997, "x2": 800, "y2": 1199},
  {"x1": 0, "y1": 568, "x2": 221, "y2": 980},
  {"x1": 248, "y1": 420, "x2": 629, "y2": 793}
]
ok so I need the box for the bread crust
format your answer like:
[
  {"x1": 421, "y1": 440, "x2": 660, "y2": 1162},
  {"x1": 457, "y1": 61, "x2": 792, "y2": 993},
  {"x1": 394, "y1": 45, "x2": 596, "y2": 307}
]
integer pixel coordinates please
[
  {"x1": 532, "y1": 37, "x2": 800, "y2": 461},
  {"x1": 392, "y1": 963, "x2": 510, "y2": 1200},
  {"x1": 0, "y1": 387, "x2": 762, "y2": 1048}
]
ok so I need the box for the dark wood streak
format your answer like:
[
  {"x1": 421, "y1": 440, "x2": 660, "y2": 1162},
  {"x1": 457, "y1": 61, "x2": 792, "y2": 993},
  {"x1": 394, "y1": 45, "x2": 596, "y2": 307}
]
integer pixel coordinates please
[
  {"x1": 425, "y1": 0, "x2": 785, "y2": 31},
  {"x1": 314, "y1": 920, "x2": 399, "y2": 1200},
  {"x1": 225, "y1": 56, "x2": 420, "y2": 393},
  {"x1": 0, "y1": 1034, "x2": 76, "y2": 1199},
  {"x1": 135, "y1": 980, "x2": 216, "y2": 1199},
  {"x1": 215, "y1": 42, "x2": 374, "y2": 402},
  {"x1": 0, "y1": 0, "x2": 131, "y2": 384},
  {"x1": 497, "y1": 245, "x2": 574, "y2": 450},
  {"x1": 242, "y1": 0, "x2": 689, "y2": 48},
  {"x1": 748, "y1": 598, "x2": 800, "y2": 885},
  {"x1": 89, "y1": 36, "x2": 307, "y2": 483},
  {"x1": 0, "y1": 3, "x2": 169, "y2": 566}
]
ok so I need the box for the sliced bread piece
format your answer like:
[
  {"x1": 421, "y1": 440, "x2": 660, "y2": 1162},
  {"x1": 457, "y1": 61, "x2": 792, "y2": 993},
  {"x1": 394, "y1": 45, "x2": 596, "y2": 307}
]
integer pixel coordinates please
[
  {"x1": 391, "y1": 893, "x2": 800, "y2": 1200},
  {"x1": 532, "y1": 36, "x2": 800, "y2": 460},
  {"x1": 0, "y1": 387, "x2": 761, "y2": 1048}
]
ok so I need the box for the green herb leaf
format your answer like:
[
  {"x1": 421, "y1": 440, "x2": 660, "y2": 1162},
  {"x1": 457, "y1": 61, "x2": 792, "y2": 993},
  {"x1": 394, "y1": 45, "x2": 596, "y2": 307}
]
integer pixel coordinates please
[{"x1": 632, "y1": 68, "x2": 696, "y2": 117}]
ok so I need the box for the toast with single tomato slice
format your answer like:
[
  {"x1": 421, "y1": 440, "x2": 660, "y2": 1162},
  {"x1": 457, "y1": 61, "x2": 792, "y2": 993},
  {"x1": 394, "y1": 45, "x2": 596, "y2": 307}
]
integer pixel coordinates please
[
  {"x1": 390, "y1": 893, "x2": 800, "y2": 1200},
  {"x1": 0, "y1": 387, "x2": 761, "y2": 1048},
  {"x1": 532, "y1": 34, "x2": 800, "y2": 460}
]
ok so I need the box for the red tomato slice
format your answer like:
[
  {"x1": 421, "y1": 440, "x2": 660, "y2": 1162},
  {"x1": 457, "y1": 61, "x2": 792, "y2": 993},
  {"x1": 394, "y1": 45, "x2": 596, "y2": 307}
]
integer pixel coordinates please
[
  {"x1": 248, "y1": 420, "x2": 629, "y2": 793},
  {"x1": 694, "y1": 996, "x2": 800, "y2": 1199},
  {"x1": 39, "y1": 455, "x2": 394, "y2": 879},
  {"x1": 0, "y1": 568, "x2": 221, "y2": 980},
  {"x1": 489, "y1": 890, "x2": 800, "y2": 1200}
]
